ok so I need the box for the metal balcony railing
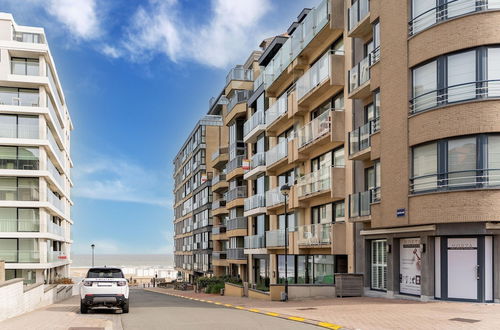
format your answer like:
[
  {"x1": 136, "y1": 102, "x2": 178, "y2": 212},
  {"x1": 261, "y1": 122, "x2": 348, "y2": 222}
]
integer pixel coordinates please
[
  {"x1": 296, "y1": 166, "x2": 331, "y2": 197},
  {"x1": 349, "y1": 117, "x2": 380, "y2": 155},
  {"x1": 226, "y1": 217, "x2": 247, "y2": 231},
  {"x1": 227, "y1": 248, "x2": 246, "y2": 260},
  {"x1": 348, "y1": 0, "x2": 370, "y2": 31},
  {"x1": 226, "y1": 66, "x2": 253, "y2": 85},
  {"x1": 349, "y1": 187, "x2": 380, "y2": 217},
  {"x1": 226, "y1": 155, "x2": 244, "y2": 174},
  {"x1": 297, "y1": 110, "x2": 335, "y2": 149},
  {"x1": 297, "y1": 223, "x2": 332, "y2": 245},
  {"x1": 265, "y1": 186, "x2": 286, "y2": 207},
  {"x1": 227, "y1": 90, "x2": 251, "y2": 113},
  {"x1": 225, "y1": 186, "x2": 247, "y2": 202},
  {"x1": 265, "y1": 229, "x2": 286, "y2": 247}
]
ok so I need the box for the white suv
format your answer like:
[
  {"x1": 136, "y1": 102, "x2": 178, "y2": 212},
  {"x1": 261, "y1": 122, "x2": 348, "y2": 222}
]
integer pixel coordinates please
[{"x1": 80, "y1": 267, "x2": 129, "y2": 314}]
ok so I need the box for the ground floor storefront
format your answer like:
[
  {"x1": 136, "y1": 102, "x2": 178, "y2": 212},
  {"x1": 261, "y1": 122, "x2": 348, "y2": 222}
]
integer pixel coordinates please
[{"x1": 358, "y1": 222, "x2": 499, "y2": 302}]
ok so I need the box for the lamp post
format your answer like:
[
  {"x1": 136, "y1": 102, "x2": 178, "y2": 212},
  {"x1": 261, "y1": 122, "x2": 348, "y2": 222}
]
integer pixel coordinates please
[
  {"x1": 91, "y1": 244, "x2": 95, "y2": 267},
  {"x1": 280, "y1": 183, "x2": 291, "y2": 302}
]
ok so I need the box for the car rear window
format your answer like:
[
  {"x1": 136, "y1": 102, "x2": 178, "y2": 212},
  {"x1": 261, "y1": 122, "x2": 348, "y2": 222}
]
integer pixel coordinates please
[{"x1": 87, "y1": 268, "x2": 124, "y2": 278}]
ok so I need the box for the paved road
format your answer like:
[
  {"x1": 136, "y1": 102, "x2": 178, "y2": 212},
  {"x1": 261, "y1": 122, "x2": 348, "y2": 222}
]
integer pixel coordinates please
[{"x1": 118, "y1": 288, "x2": 319, "y2": 330}]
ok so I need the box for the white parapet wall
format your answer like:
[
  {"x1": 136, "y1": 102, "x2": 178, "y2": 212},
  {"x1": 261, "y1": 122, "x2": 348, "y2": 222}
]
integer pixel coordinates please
[{"x1": 0, "y1": 278, "x2": 74, "y2": 322}]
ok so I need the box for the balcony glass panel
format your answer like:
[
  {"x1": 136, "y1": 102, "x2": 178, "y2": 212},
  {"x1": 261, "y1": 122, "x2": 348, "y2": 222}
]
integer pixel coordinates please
[
  {"x1": 349, "y1": 188, "x2": 380, "y2": 217},
  {"x1": 266, "y1": 139, "x2": 288, "y2": 166},
  {"x1": 265, "y1": 229, "x2": 286, "y2": 247},
  {"x1": 227, "y1": 248, "x2": 245, "y2": 260},
  {"x1": 0, "y1": 177, "x2": 39, "y2": 201},
  {"x1": 244, "y1": 193, "x2": 266, "y2": 211},
  {"x1": 226, "y1": 67, "x2": 253, "y2": 85},
  {"x1": 244, "y1": 234, "x2": 265, "y2": 249},
  {"x1": 227, "y1": 90, "x2": 251, "y2": 113},
  {"x1": 348, "y1": 0, "x2": 370, "y2": 31},
  {"x1": 297, "y1": 110, "x2": 331, "y2": 149},
  {"x1": 243, "y1": 111, "x2": 266, "y2": 137},
  {"x1": 349, "y1": 118, "x2": 380, "y2": 155},
  {"x1": 226, "y1": 217, "x2": 247, "y2": 231},
  {"x1": 13, "y1": 31, "x2": 44, "y2": 44},
  {"x1": 225, "y1": 186, "x2": 247, "y2": 202},
  {"x1": 265, "y1": 186, "x2": 285, "y2": 207},
  {"x1": 265, "y1": 93, "x2": 288, "y2": 126},
  {"x1": 297, "y1": 51, "x2": 331, "y2": 100},
  {"x1": 297, "y1": 223, "x2": 331, "y2": 245},
  {"x1": 11, "y1": 58, "x2": 39, "y2": 76},
  {"x1": 297, "y1": 166, "x2": 331, "y2": 197}
]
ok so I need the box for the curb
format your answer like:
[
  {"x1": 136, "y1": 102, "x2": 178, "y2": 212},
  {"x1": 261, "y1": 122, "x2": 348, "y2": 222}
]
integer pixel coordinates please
[{"x1": 145, "y1": 289, "x2": 345, "y2": 330}]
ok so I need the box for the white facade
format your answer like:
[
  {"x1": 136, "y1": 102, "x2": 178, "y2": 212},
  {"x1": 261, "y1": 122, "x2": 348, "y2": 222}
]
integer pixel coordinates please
[{"x1": 0, "y1": 13, "x2": 73, "y2": 284}]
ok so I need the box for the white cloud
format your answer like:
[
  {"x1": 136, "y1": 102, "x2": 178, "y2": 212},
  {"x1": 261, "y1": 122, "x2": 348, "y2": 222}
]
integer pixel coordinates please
[
  {"x1": 116, "y1": 0, "x2": 272, "y2": 68},
  {"x1": 46, "y1": 0, "x2": 101, "y2": 40},
  {"x1": 101, "y1": 44, "x2": 121, "y2": 58},
  {"x1": 72, "y1": 154, "x2": 171, "y2": 207}
]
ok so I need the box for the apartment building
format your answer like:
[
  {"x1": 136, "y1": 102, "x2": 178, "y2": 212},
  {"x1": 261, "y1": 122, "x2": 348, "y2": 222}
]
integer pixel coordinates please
[
  {"x1": 173, "y1": 115, "x2": 224, "y2": 282},
  {"x1": 0, "y1": 13, "x2": 73, "y2": 284},
  {"x1": 173, "y1": 0, "x2": 500, "y2": 303}
]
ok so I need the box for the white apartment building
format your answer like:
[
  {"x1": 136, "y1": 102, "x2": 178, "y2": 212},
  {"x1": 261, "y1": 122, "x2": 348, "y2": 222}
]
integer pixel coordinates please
[{"x1": 0, "y1": 13, "x2": 73, "y2": 284}]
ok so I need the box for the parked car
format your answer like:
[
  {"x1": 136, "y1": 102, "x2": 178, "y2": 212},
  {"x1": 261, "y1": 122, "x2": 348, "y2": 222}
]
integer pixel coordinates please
[{"x1": 80, "y1": 267, "x2": 129, "y2": 314}]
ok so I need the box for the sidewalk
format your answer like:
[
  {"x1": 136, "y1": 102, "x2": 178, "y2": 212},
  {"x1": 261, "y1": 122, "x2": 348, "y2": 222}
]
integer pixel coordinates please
[
  {"x1": 0, "y1": 295, "x2": 122, "y2": 330},
  {"x1": 146, "y1": 287, "x2": 500, "y2": 330}
]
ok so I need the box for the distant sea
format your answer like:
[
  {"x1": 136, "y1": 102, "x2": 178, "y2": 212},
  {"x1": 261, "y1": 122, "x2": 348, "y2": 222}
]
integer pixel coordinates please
[{"x1": 71, "y1": 254, "x2": 174, "y2": 268}]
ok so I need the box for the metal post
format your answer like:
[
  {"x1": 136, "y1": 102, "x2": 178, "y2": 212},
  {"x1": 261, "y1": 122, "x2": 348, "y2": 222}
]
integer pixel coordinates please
[
  {"x1": 284, "y1": 193, "x2": 288, "y2": 301},
  {"x1": 91, "y1": 244, "x2": 95, "y2": 267}
]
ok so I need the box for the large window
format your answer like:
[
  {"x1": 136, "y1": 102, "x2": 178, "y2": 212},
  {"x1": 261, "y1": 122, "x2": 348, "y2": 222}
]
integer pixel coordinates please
[
  {"x1": 11, "y1": 57, "x2": 39, "y2": 76},
  {"x1": 277, "y1": 254, "x2": 335, "y2": 285},
  {"x1": 371, "y1": 240, "x2": 387, "y2": 291},
  {"x1": 0, "y1": 208, "x2": 39, "y2": 232},
  {"x1": 410, "y1": 0, "x2": 500, "y2": 35},
  {"x1": 411, "y1": 134, "x2": 500, "y2": 193},
  {"x1": 0, "y1": 115, "x2": 39, "y2": 139},
  {"x1": 0, "y1": 146, "x2": 39, "y2": 170},
  {"x1": 411, "y1": 46, "x2": 500, "y2": 114},
  {"x1": 0, "y1": 177, "x2": 39, "y2": 201},
  {"x1": 0, "y1": 87, "x2": 39, "y2": 106}
]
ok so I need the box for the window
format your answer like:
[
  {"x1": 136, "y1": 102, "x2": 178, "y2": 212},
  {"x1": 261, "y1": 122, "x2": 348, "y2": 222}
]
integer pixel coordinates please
[
  {"x1": 447, "y1": 137, "x2": 476, "y2": 187},
  {"x1": 412, "y1": 143, "x2": 438, "y2": 192},
  {"x1": 314, "y1": 255, "x2": 334, "y2": 284},
  {"x1": 333, "y1": 148, "x2": 345, "y2": 168},
  {"x1": 371, "y1": 240, "x2": 387, "y2": 291},
  {"x1": 11, "y1": 57, "x2": 39, "y2": 76},
  {"x1": 277, "y1": 255, "x2": 335, "y2": 285},
  {"x1": 277, "y1": 255, "x2": 295, "y2": 284},
  {"x1": 413, "y1": 61, "x2": 437, "y2": 111},
  {"x1": 447, "y1": 50, "x2": 476, "y2": 102},
  {"x1": 333, "y1": 201, "x2": 345, "y2": 222},
  {"x1": 488, "y1": 48, "x2": 500, "y2": 97},
  {"x1": 312, "y1": 204, "x2": 332, "y2": 224},
  {"x1": 297, "y1": 255, "x2": 313, "y2": 284}
]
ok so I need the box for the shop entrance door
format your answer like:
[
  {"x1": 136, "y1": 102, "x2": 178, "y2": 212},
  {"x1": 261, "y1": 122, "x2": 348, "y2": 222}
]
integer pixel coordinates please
[{"x1": 447, "y1": 238, "x2": 478, "y2": 300}]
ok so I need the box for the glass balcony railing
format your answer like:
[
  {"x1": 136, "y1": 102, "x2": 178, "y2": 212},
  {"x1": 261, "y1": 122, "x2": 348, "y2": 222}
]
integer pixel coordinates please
[
  {"x1": 47, "y1": 189, "x2": 64, "y2": 213},
  {"x1": 265, "y1": 186, "x2": 285, "y2": 207},
  {"x1": 225, "y1": 186, "x2": 247, "y2": 202},
  {"x1": 248, "y1": 152, "x2": 266, "y2": 172},
  {"x1": 349, "y1": 188, "x2": 380, "y2": 218},
  {"x1": 227, "y1": 90, "x2": 251, "y2": 114},
  {"x1": 265, "y1": 93, "x2": 288, "y2": 127},
  {"x1": 265, "y1": 229, "x2": 286, "y2": 247},
  {"x1": 296, "y1": 166, "x2": 331, "y2": 197},
  {"x1": 266, "y1": 139, "x2": 288, "y2": 167},
  {"x1": 0, "y1": 250, "x2": 40, "y2": 263},
  {"x1": 0, "y1": 186, "x2": 39, "y2": 201},
  {"x1": 253, "y1": 73, "x2": 264, "y2": 91},
  {"x1": 212, "y1": 198, "x2": 226, "y2": 209},
  {"x1": 297, "y1": 110, "x2": 332, "y2": 149},
  {"x1": 0, "y1": 88, "x2": 39, "y2": 107},
  {"x1": 0, "y1": 124, "x2": 39, "y2": 139},
  {"x1": 296, "y1": 50, "x2": 333, "y2": 100},
  {"x1": 11, "y1": 58, "x2": 39, "y2": 76},
  {"x1": 226, "y1": 217, "x2": 247, "y2": 231},
  {"x1": 47, "y1": 128, "x2": 64, "y2": 166},
  {"x1": 13, "y1": 31, "x2": 44, "y2": 44},
  {"x1": 226, "y1": 155, "x2": 244, "y2": 174},
  {"x1": 297, "y1": 223, "x2": 332, "y2": 245},
  {"x1": 244, "y1": 234, "x2": 265, "y2": 249},
  {"x1": 48, "y1": 250, "x2": 67, "y2": 262},
  {"x1": 0, "y1": 158, "x2": 39, "y2": 171},
  {"x1": 243, "y1": 111, "x2": 266, "y2": 138},
  {"x1": 244, "y1": 193, "x2": 266, "y2": 211},
  {"x1": 348, "y1": 0, "x2": 370, "y2": 31},
  {"x1": 262, "y1": 0, "x2": 329, "y2": 88},
  {"x1": 349, "y1": 117, "x2": 380, "y2": 155},
  {"x1": 211, "y1": 147, "x2": 228, "y2": 162},
  {"x1": 212, "y1": 226, "x2": 226, "y2": 235},
  {"x1": 47, "y1": 221, "x2": 64, "y2": 237},
  {"x1": 48, "y1": 160, "x2": 64, "y2": 189},
  {"x1": 348, "y1": 47, "x2": 379, "y2": 93},
  {"x1": 0, "y1": 219, "x2": 39, "y2": 232},
  {"x1": 212, "y1": 173, "x2": 226, "y2": 186},
  {"x1": 226, "y1": 67, "x2": 253, "y2": 85},
  {"x1": 227, "y1": 248, "x2": 246, "y2": 260},
  {"x1": 212, "y1": 251, "x2": 227, "y2": 260}
]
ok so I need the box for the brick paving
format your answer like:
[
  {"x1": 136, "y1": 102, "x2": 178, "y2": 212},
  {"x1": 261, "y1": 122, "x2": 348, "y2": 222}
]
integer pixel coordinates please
[
  {"x1": 147, "y1": 288, "x2": 500, "y2": 330},
  {"x1": 0, "y1": 295, "x2": 121, "y2": 330}
]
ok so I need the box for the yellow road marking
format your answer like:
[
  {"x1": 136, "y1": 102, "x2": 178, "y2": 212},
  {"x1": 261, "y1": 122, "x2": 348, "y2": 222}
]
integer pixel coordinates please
[
  {"x1": 288, "y1": 316, "x2": 306, "y2": 322},
  {"x1": 224, "y1": 304, "x2": 233, "y2": 307},
  {"x1": 248, "y1": 309, "x2": 260, "y2": 313},
  {"x1": 265, "y1": 312, "x2": 280, "y2": 317},
  {"x1": 318, "y1": 322, "x2": 342, "y2": 330},
  {"x1": 214, "y1": 302, "x2": 222, "y2": 305}
]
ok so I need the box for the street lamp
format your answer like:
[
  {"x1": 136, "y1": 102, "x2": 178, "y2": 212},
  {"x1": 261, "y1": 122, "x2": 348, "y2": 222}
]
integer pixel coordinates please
[
  {"x1": 280, "y1": 183, "x2": 291, "y2": 302},
  {"x1": 91, "y1": 244, "x2": 95, "y2": 267}
]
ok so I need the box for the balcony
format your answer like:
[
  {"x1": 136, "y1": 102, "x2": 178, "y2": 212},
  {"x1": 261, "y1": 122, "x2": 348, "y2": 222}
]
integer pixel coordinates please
[
  {"x1": 0, "y1": 123, "x2": 39, "y2": 139},
  {"x1": 349, "y1": 188, "x2": 380, "y2": 219},
  {"x1": 212, "y1": 225, "x2": 226, "y2": 236},
  {"x1": 13, "y1": 31, "x2": 44, "y2": 44},
  {"x1": 0, "y1": 158, "x2": 39, "y2": 171},
  {"x1": 0, "y1": 186, "x2": 39, "y2": 201},
  {"x1": 265, "y1": 229, "x2": 286, "y2": 248},
  {"x1": 47, "y1": 189, "x2": 64, "y2": 213},
  {"x1": 266, "y1": 186, "x2": 285, "y2": 208},
  {"x1": 226, "y1": 155, "x2": 244, "y2": 179},
  {"x1": 212, "y1": 198, "x2": 227, "y2": 216},
  {"x1": 297, "y1": 223, "x2": 332, "y2": 246},
  {"x1": 208, "y1": 94, "x2": 228, "y2": 113},
  {"x1": 296, "y1": 166, "x2": 331, "y2": 199},
  {"x1": 212, "y1": 251, "x2": 227, "y2": 260},
  {"x1": 243, "y1": 152, "x2": 266, "y2": 181},
  {"x1": 243, "y1": 193, "x2": 266, "y2": 216},
  {"x1": 225, "y1": 186, "x2": 247, "y2": 203},
  {"x1": 243, "y1": 111, "x2": 266, "y2": 143},
  {"x1": 212, "y1": 173, "x2": 228, "y2": 193},
  {"x1": 0, "y1": 88, "x2": 39, "y2": 107},
  {"x1": 226, "y1": 66, "x2": 253, "y2": 86},
  {"x1": 226, "y1": 217, "x2": 247, "y2": 232},
  {"x1": 348, "y1": 117, "x2": 380, "y2": 160},
  {"x1": 48, "y1": 250, "x2": 67, "y2": 262},
  {"x1": 265, "y1": 93, "x2": 288, "y2": 134},
  {"x1": 227, "y1": 90, "x2": 251, "y2": 114},
  {"x1": 262, "y1": 0, "x2": 330, "y2": 94},
  {"x1": 0, "y1": 219, "x2": 39, "y2": 232},
  {"x1": 244, "y1": 234, "x2": 266, "y2": 250},
  {"x1": 349, "y1": 48, "x2": 379, "y2": 98},
  {"x1": 0, "y1": 250, "x2": 40, "y2": 263},
  {"x1": 227, "y1": 248, "x2": 246, "y2": 261},
  {"x1": 266, "y1": 139, "x2": 288, "y2": 171},
  {"x1": 297, "y1": 111, "x2": 331, "y2": 151},
  {"x1": 47, "y1": 221, "x2": 64, "y2": 237},
  {"x1": 211, "y1": 146, "x2": 229, "y2": 169},
  {"x1": 348, "y1": 0, "x2": 370, "y2": 38}
]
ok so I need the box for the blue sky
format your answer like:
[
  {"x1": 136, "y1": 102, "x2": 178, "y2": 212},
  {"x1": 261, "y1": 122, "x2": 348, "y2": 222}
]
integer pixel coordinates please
[{"x1": 1, "y1": 0, "x2": 316, "y2": 254}]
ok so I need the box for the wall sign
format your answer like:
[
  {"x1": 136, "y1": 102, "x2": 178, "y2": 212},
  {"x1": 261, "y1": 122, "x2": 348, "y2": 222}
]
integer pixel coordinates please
[
  {"x1": 396, "y1": 208, "x2": 406, "y2": 217},
  {"x1": 400, "y1": 238, "x2": 422, "y2": 295}
]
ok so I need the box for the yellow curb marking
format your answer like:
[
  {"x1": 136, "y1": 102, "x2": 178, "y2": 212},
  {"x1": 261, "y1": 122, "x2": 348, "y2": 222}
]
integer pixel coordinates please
[
  {"x1": 265, "y1": 312, "x2": 280, "y2": 317},
  {"x1": 214, "y1": 302, "x2": 222, "y2": 305},
  {"x1": 248, "y1": 309, "x2": 260, "y2": 313},
  {"x1": 224, "y1": 304, "x2": 233, "y2": 307},
  {"x1": 235, "y1": 306, "x2": 245, "y2": 310},
  {"x1": 318, "y1": 322, "x2": 342, "y2": 330},
  {"x1": 288, "y1": 316, "x2": 306, "y2": 322}
]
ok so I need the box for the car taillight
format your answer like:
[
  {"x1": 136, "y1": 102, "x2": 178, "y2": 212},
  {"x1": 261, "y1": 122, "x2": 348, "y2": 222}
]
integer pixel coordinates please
[
  {"x1": 83, "y1": 281, "x2": 93, "y2": 286},
  {"x1": 117, "y1": 281, "x2": 127, "y2": 286}
]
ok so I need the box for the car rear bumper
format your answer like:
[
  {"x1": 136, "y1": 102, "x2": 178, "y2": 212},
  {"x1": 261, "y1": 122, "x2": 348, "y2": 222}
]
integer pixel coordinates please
[{"x1": 82, "y1": 294, "x2": 127, "y2": 307}]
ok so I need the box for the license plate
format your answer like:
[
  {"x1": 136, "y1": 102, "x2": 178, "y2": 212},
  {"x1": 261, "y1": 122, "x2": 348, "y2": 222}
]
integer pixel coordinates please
[{"x1": 98, "y1": 283, "x2": 112, "y2": 287}]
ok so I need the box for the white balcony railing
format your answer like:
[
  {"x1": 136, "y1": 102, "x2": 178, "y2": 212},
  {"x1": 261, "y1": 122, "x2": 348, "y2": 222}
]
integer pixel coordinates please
[
  {"x1": 244, "y1": 234, "x2": 265, "y2": 249},
  {"x1": 265, "y1": 186, "x2": 285, "y2": 207},
  {"x1": 0, "y1": 250, "x2": 40, "y2": 263},
  {"x1": 348, "y1": 0, "x2": 370, "y2": 31},
  {"x1": 249, "y1": 152, "x2": 266, "y2": 170},
  {"x1": 297, "y1": 223, "x2": 332, "y2": 245},
  {"x1": 244, "y1": 193, "x2": 266, "y2": 211},
  {"x1": 265, "y1": 229, "x2": 286, "y2": 247},
  {"x1": 243, "y1": 111, "x2": 266, "y2": 138},
  {"x1": 265, "y1": 93, "x2": 288, "y2": 127},
  {"x1": 297, "y1": 110, "x2": 332, "y2": 149},
  {"x1": 0, "y1": 219, "x2": 39, "y2": 232},
  {"x1": 296, "y1": 50, "x2": 332, "y2": 100},
  {"x1": 47, "y1": 221, "x2": 64, "y2": 237},
  {"x1": 47, "y1": 189, "x2": 64, "y2": 213},
  {"x1": 225, "y1": 186, "x2": 247, "y2": 202},
  {"x1": 48, "y1": 250, "x2": 67, "y2": 262},
  {"x1": 266, "y1": 139, "x2": 288, "y2": 166},
  {"x1": 296, "y1": 166, "x2": 331, "y2": 197}
]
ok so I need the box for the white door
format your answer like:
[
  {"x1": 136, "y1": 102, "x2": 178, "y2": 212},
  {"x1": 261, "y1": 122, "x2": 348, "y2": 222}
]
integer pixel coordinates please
[{"x1": 447, "y1": 238, "x2": 478, "y2": 300}]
